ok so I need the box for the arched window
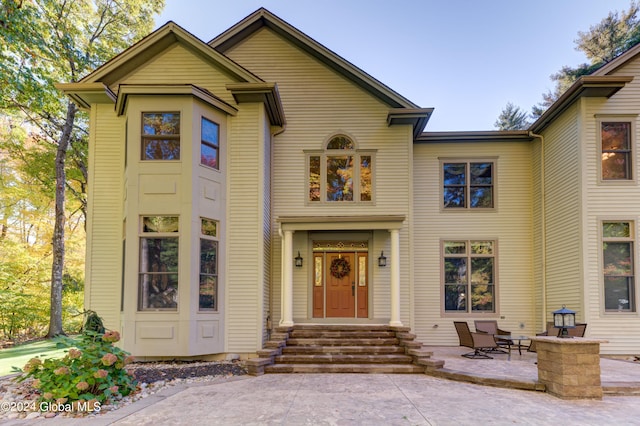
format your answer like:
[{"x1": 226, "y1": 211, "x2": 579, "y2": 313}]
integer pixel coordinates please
[{"x1": 308, "y1": 135, "x2": 373, "y2": 203}]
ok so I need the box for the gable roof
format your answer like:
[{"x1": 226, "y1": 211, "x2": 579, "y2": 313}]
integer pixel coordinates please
[
  {"x1": 80, "y1": 21, "x2": 263, "y2": 86},
  {"x1": 209, "y1": 8, "x2": 423, "y2": 111}
]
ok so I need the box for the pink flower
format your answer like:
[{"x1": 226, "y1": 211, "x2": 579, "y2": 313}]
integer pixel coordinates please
[
  {"x1": 102, "y1": 331, "x2": 120, "y2": 343},
  {"x1": 109, "y1": 385, "x2": 119, "y2": 394},
  {"x1": 23, "y1": 358, "x2": 42, "y2": 373},
  {"x1": 54, "y1": 366, "x2": 69, "y2": 375},
  {"x1": 94, "y1": 369, "x2": 108, "y2": 379},
  {"x1": 101, "y1": 353, "x2": 118, "y2": 366},
  {"x1": 68, "y1": 348, "x2": 82, "y2": 359},
  {"x1": 43, "y1": 392, "x2": 53, "y2": 400},
  {"x1": 56, "y1": 397, "x2": 68, "y2": 405},
  {"x1": 32, "y1": 379, "x2": 41, "y2": 388},
  {"x1": 124, "y1": 355, "x2": 135, "y2": 365},
  {"x1": 76, "y1": 381, "x2": 89, "y2": 391}
]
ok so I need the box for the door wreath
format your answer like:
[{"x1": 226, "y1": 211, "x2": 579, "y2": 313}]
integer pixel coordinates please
[{"x1": 330, "y1": 257, "x2": 351, "y2": 279}]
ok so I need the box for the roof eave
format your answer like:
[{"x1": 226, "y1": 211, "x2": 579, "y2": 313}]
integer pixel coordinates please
[
  {"x1": 54, "y1": 82, "x2": 116, "y2": 109},
  {"x1": 226, "y1": 82, "x2": 286, "y2": 127},
  {"x1": 416, "y1": 130, "x2": 532, "y2": 143},
  {"x1": 387, "y1": 108, "x2": 434, "y2": 139},
  {"x1": 529, "y1": 76, "x2": 634, "y2": 134}
]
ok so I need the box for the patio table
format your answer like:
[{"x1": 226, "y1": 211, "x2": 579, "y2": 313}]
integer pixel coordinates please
[{"x1": 495, "y1": 335, "x2": 529, "y2": 356}]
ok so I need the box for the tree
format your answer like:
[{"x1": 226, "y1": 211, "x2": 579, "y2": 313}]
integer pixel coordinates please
[
  {"x1": 494, "y1": 102, "x2": 531, "y2": 130},
  {"x1": 0, "y1": 0, "x2": 164, "y2": 337},
  {"x1": 531, "y1": 1, "x2": 640, "y2": 119}
]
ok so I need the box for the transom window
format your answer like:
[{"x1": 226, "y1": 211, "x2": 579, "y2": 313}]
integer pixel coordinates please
[
  {"x1": 442, "y1": 161, "x2": 494, "y2": 209},
  {"x1": 601, "y1": 121, "x2": 632, "y2": 180},
  {"x1": 199, "y1": 218, "x2": 218, "y2": 311},
  {"x1": 139, "y1": 216, "x2": 179, "y2": 311},
  {"x1": 443, "y1": 240, "x2": 495, "y2": 313},
  {"x1": 142, "y1": 112, "x2": 180, "y2": 160},
  {"x1": 602, "y1": 221, "x2": 635, "y2": 312},
  {"x1": 308, "y1": 135, "x2": 373, "y2": 203},
  {"x1": 201, "y1": 117, "x2": 219, "y2": 169}
]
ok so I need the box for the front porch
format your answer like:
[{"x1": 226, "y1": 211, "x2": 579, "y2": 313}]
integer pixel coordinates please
[{"x1": 278, "y1": 215, "x2": 407, "y2": 328}]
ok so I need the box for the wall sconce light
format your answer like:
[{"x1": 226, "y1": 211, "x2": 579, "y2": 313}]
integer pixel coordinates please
[
  {"x1": 295, "y1": 251, "x2": 303, "y2": 267},
  {"x1": 553, "y1": 305, "x2": 576, "y2": 338},
  {"x1": 378, "y1": 251, "x2": 387, "y2": 267}
]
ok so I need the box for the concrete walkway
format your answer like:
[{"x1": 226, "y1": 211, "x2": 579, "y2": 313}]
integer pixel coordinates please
[{"x1": 5, "y1": 347, "x2": 640, "y2": 425}]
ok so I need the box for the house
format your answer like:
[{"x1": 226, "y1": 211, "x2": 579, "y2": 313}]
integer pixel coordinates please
[{"x1": 57, "y1": 8, "x2": 640, "y2": 358}]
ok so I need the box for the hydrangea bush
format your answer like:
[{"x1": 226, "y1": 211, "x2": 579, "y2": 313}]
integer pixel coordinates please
[{"x1": 18, "y1": 330, "x2": 137, "y2": 410}]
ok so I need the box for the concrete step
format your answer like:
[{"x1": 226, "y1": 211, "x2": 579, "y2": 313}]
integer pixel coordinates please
[
  {"x1": 286, "y1": 338, "x2": 400, "y2": 346},
  {"x1": 289, "y1": 330, "x2": 396, "y2": 339},
  {"x1": 264, "y1": 363, "x2": 426, "y2": 374},
  {"x1": 274, "y1": 354, "x2": 413, "y2": 364},
  {"x1": 290, "y1": 324, "x2": 394, "y2": 332},
  {"x1": 282, "y1": 345, "x2": 406, "y2": 355}
]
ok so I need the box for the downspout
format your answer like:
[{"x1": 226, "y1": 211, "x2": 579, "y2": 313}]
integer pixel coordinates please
[{"x1": 529, "y1": 131, "x2": 546, "y2": 330}]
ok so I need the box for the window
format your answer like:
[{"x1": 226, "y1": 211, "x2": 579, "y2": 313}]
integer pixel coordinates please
[
  {"x1": 199, "y1": 218, "x2": 218, "y2": 311},
  {"x1": 308, "y1": 135, "x2": 373, "y2": 203},
  {"x1": 442, "y1": 161, "x2": 494, "y2": 209},
  {"x1": 443, "y1": 240, "x2": 495, "y2": 313},
  {"x1": 601, "y1": 122, "x2": 632, "y2": 180},
  {"x1": 201, "y1": 117, "x2": 219, "y2": 169},
  {"x1": 139, "y1": 216, "x2": 179, "y2": 310},
  {"x1": 142, "y1": 112, "x2": 180, "y2": 160},
  {"x1": 603, "y1": 221, "x2": 635, "y2": 312}
]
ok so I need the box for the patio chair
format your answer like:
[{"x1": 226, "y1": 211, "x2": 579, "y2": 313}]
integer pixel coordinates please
[
  {"x1": 453, "y1": 321, "x2": 500, "y2": 359},
  {"x1": 474, "y1": 320, "x2": 511, "y2": 351},
  {"x1": 528, "y1": 322, "x2": 586, "y2": 352}
]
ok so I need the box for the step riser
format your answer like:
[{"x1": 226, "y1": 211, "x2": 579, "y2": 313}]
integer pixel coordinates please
[
  {"x1": 275, "y1": 355, "x2": 413, "y2": 364},
  {"x1": 290, "y1": 331, "x2": 397, "y2": 338},
  {"x1": 265, "y1": 364, "x2": 425, "y2": 374},
  {"x1": 282, "y1": 346, "x2": 406, "y2": 355},
  {"x1": 286, "y1": 338, "x2": 400, "y2": 346}
]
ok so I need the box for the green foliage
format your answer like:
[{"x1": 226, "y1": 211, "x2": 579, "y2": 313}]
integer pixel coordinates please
[
  {"x1": 494, "y1": 102, "x2": 531, "y2": 130},
  {"x1": 18, "y1": 330, "x2": 136, "y2": 408},
  {"x1": 502, "y1": 2, "x2": 640, "y2": 123},
  {"x1": 82, "y1": 310, "x2": 105, "y2": 335},
  {"x1": 0, "y1": 0, "x2": 165, "y2": 337}
]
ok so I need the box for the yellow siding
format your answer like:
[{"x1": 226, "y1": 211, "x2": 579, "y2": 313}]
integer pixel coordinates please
[
  {"x1": 226, "y1": 27, "x2": 414, "y2": 324},
  {"x1": 580, "y1": 58, "x2": 640, "y2": 353},
  {"x1": 541, "y1": 103, "x2": 583, "y2": 316},
  {"x1": 413, "y1": 141, "x2": 535, "y2": 345},
  {"x1": 86, "y1": 104, "x2": 124, "y2": 331},
  {"x1": 118, "y1": 44, "x2": 237, "y2": 105},
  {"x1": 226, "y1": 103, "x2": 266, "y2": 352},
  {"x1": 531, "y1": 137, "x2": 544, "y2": 333}
]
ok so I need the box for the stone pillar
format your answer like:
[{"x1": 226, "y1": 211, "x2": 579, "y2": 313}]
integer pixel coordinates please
[
  {"x1": 280, "y1": 230, "x2": 294, "y2": 327},
  {"x1": 533, "y1": 336, "x2": 608, "y2": 399},
  {"x1": 389, "y1": 229, "x2": 402, "y2": 327}
]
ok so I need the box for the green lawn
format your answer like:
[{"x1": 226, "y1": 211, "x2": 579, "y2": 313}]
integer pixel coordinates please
[{"x1": 0, "y1": 339, "x2": 74, "y2": 377}]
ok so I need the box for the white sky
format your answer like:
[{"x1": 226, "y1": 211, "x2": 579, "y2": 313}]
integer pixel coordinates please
[{"x1": 156, "y1": 0, "x2": 634, "y2": 131}]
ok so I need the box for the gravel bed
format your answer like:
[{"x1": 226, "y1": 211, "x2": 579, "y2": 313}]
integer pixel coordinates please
[{"x1": 0, "y1": 360, "x2": 247, "y2": 421}]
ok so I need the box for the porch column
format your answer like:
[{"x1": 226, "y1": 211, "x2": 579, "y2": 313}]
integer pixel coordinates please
[
  {"x1": 281, "y1": 229, "x2": 294, "y2": 327},
  {"x1": 389, "y1": 229, "x2": 403, "y2": 326}
]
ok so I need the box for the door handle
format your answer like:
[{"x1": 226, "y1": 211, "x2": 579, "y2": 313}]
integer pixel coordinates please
[{"x1": 352, "y1": 283, "x2": 355, "y2": 296}]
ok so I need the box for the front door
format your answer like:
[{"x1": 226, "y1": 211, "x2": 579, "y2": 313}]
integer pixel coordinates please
[{"x1": 326, "y1": 253, "x2": 356, "y2": 317}]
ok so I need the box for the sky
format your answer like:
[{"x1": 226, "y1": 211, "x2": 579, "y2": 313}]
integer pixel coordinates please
[{"x1": 156, "y1": 0, "x2": 635, "y2": 131}]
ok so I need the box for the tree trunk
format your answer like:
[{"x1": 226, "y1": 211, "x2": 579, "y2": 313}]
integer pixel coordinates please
[{"x1": 47, "y1": 102, "x2": 76, "y2": 338}]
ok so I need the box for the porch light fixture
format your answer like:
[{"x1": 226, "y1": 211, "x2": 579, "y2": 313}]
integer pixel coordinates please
[
  {"x1": 378, "y1": 251, "x2": 387, "y2": 267},
  {"x1": 553, "y1": 305, "x2": 576, "y2": 338},
  {"x1": 295, "y1": 251, "x2": 303, "y2": 268}
]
